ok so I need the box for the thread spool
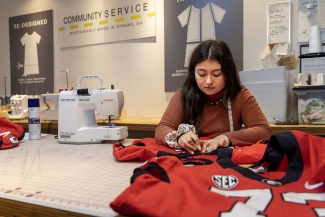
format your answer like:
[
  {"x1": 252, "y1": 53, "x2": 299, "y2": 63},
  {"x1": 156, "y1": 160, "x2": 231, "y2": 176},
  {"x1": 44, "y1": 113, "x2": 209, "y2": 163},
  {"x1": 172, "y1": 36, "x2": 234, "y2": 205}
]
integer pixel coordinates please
[
  {"x1": 5, "y1": 95, "x2": 10, "y2": 106},
  {"x1": 1, "y1": 96, "x2": 5, "y2": 106},
  {"x1": 309, "y1": 25, "x2": 322, "y2": 53},
  {"x1": 28, "y1": 98, "x2": 41, "y2": 140},
  {"x1": 77, "y1": 88, "x2": 90, "y2": 95}
]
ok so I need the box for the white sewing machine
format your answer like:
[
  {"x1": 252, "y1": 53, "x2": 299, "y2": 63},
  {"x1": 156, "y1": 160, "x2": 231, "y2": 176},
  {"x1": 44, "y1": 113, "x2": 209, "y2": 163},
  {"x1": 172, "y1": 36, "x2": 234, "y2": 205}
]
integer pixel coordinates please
[
  {"x1": 40, "y1": 93, "x2": 59, "y2": 121},
  {"x1": 1, "y1": 95, "x2": 29, "y2": 119},
  {"x1": 58, "y1": 75, "x2": 128, "y2": 144}
]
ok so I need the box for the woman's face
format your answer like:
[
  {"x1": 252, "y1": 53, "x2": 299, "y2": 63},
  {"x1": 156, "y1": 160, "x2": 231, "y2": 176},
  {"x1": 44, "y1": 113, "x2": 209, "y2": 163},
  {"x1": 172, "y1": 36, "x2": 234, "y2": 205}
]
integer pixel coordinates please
[{"x1": 194, "y1": 60, "x2": 226, "y2": 95}]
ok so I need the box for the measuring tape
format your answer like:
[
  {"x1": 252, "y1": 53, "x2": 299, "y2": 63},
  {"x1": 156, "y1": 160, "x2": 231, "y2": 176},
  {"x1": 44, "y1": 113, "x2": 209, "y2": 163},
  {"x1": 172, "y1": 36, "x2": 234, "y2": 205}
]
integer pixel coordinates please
[{"x1": 227, "y1": 98, "x2": 234, "y2": 132}]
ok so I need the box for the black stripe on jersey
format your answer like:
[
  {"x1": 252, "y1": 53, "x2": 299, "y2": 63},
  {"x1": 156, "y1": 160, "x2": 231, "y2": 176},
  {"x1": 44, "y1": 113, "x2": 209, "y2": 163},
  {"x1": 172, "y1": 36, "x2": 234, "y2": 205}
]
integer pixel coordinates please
[
  {"x1": 131, "y1": 162, "x2": 171, "y2": 184},
  {"x1": 217, "y1": 131, "x2": 303, "y2": 186}
]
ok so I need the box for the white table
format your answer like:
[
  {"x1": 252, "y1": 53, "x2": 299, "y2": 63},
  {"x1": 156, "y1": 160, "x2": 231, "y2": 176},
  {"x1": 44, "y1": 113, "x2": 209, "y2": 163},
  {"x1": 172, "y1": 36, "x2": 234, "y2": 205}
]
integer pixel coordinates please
[{"x1": 0, "y1": 134, "x2": 141, "y2": 216}]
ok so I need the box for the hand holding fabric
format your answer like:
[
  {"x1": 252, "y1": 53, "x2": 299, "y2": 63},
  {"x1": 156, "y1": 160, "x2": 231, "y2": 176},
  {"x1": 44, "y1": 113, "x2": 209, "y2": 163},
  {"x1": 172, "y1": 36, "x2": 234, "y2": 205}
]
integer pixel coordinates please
[
  {"x1": 177, "y1": 131, "x2": 201, "y2": 154},
  {"x1": 201, "y1": 134, "x2": 230, "y2": 153}
]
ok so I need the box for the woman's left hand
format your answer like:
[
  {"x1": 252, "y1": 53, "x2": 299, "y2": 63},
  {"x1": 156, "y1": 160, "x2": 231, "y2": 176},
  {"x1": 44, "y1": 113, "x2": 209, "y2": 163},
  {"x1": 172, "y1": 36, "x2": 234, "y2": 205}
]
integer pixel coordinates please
[{"x1": 200, "y1": 135, "x2": 231, "y2": 153}]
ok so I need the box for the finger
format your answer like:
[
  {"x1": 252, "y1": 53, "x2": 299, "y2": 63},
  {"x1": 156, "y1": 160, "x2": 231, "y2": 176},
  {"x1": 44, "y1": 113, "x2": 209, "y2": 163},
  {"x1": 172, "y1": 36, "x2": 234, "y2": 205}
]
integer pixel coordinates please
[
  {"x1": 185, "y1": 136, "x2": 200, "y2": 151},
  {"x1": 183, "y1": 144, "x2": 195, "y2": 154},
  {"x1": 180, "y1": 138, "x2": 197, "y2": 153},
  {"x1": 187, "y1": 135, "x2": 200, "y2": 150},
  {"x1": 219, "y1": 139, "x2": 227, "y2": 148},
  {"x1": 184, "y1": 147, "x2": 194, "y2": 154},
  {"x1": 201, "y1": 142, "x2": 209, "y2": 153},
  {"x1": 195, "y1": 139, "x2": 201, "y2": 150},
  {"x1": 209, "y1": 144, "x2": 218, "y2": 152},
  {"x1": 178, "y1": 141, "x2": 194, "y2": 154},
  {"x1": 179, "y1": 136, "x2": 195, "y2": 151},
  {"x1": 199, "y1": 140, "x2": 205, "y2": 144},
  {"x1": 185, "y1": 142, "x2": 197, "y2": 152}
]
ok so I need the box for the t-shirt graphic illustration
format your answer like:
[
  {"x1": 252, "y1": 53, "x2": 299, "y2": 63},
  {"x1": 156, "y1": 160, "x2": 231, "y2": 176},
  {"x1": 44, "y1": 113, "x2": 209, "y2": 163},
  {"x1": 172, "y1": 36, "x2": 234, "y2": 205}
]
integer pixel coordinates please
[
  {"x1": 178, "y1": 3, "x2": 226, "y2": 67},
  {"x1": 21, "y1": 31, "x2": 41, "y2": 75}
]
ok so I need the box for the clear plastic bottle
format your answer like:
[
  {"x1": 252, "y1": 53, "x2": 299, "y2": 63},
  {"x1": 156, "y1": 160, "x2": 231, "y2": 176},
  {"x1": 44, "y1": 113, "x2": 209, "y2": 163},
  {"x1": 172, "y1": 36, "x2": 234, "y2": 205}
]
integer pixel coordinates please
[{"x1": 28, "y1": 97, "x2": 41, "y2": 140}]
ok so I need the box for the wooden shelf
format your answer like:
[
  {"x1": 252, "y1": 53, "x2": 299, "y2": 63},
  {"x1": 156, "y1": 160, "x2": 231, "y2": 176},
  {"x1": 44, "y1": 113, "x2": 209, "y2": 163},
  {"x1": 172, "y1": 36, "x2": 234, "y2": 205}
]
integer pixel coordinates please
[
  {"x1": 11, "y1": 118, "x2": 325, "y2": 136},
  {"x1": 269, "y1": 124, "x2": 325, "y2": 136}
]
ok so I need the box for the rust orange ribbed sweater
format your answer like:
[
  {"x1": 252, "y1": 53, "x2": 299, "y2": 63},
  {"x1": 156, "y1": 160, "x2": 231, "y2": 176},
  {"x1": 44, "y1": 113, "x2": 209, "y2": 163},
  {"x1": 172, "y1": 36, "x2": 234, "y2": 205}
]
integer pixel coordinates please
[{"x1": 155, "y1": 87, "x2": 272, "y2": 146}]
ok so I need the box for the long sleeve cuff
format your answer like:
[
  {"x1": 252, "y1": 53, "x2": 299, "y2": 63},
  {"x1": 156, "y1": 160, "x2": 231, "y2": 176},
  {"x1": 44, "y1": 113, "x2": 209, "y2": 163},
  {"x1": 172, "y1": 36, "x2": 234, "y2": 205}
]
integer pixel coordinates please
[{"x1": 165, "y1": 124, "x2": 196, "y2": 148}]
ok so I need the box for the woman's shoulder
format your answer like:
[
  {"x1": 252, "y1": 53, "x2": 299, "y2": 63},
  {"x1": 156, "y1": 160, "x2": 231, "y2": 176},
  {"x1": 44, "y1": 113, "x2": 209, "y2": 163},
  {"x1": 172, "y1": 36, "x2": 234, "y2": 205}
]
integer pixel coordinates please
[
  {"x1": 233, "y1": 86, "x2": 255, "y2": 103},
  {"x1": 237, "y1": 86, "x2": 253, "y2": 97},
  {"x1": 169, "y1": 88, "x2": 182, "y2": 102},
  {"x1": 173, "y1": 88, "x2": 182, "y2": 97}
]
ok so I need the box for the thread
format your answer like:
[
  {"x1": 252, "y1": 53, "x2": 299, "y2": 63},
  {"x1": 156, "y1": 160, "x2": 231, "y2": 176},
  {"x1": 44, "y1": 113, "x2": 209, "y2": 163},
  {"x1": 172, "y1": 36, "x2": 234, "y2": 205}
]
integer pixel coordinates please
[
  {"x1": 309, "y1": 25, "x2": 322, "y2": 53},
  {"x1": 5, "y1": 95, "x2": 10, "y2": 105}
]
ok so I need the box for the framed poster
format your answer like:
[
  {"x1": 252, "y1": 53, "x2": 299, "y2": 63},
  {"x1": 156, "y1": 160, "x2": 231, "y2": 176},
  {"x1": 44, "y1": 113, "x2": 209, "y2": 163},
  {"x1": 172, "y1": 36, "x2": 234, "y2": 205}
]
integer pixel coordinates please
[
  {"x1": 9, "y1": 10, "x2": 54, "y2": 95},
  {"x1": 267, "y1": 1, "x2": 291, "y2": 44},
  {"x1": 164, "y1": 0, "x2": 243, "y2": 92}
]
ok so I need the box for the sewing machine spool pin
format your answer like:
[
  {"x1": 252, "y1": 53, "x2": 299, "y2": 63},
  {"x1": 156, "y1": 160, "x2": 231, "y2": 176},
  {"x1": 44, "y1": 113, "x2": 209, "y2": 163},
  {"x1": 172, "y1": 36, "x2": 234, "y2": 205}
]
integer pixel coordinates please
[{"x1": 59, "y1": 69, "x2": 71, "y2": 90}]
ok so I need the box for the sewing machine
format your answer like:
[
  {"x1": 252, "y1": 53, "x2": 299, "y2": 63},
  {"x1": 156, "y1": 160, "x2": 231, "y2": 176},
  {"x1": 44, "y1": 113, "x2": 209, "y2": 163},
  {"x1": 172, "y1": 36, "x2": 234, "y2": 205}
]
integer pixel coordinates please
[
  {"x1": 58, "y1": 75, "x2": 128, "y2": 144},
  {"x1": 1, "y1": 95, "x2": 29, "y2": 119},
  {"x1": 40, "y1": 93, "x2": 59, "y2": 120}
]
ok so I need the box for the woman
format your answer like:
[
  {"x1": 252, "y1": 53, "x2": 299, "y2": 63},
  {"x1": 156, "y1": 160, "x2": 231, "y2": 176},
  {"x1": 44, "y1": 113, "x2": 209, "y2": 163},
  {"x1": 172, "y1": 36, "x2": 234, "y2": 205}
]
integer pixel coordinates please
[{"x1": 155, "y1": 40, "x2": 272, "y2": 154}]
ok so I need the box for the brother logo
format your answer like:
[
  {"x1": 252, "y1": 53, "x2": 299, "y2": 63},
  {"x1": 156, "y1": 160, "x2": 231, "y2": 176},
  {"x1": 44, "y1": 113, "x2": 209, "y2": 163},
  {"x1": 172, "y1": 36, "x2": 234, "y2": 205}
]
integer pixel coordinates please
[{"x1": 177, "y1": 0, "x2": 188, "y2": 2}]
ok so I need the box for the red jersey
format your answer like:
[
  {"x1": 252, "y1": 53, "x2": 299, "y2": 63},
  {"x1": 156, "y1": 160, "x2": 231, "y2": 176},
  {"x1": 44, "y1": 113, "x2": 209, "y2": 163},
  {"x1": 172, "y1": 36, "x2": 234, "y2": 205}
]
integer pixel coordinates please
[
  {"x1": 0, "y1": 118, "x2": 25, "y2": 150},
  {"x1": 110, "y1": 131, "x2": 325, "y2": 217},
  {"x1": 113, "y1": 137, "x2": 267, "y2": 164}
]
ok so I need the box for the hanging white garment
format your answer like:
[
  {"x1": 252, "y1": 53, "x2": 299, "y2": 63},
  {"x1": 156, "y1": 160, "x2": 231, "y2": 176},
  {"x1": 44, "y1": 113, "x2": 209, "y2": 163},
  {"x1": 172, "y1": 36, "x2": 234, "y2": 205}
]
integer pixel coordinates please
[
  {"x1": 21, "y1": 31, "x2": 41, "y2": 75},
  {"x1": 178, "y1": 3, "x2": 226, "y2": 67}
]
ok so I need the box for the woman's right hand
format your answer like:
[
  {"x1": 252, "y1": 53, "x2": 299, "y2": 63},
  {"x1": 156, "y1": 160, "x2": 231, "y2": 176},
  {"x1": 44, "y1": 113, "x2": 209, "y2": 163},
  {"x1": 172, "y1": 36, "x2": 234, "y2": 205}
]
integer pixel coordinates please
[{"x1": 177, "y1": 131, "x2": 201, "y2": 154}]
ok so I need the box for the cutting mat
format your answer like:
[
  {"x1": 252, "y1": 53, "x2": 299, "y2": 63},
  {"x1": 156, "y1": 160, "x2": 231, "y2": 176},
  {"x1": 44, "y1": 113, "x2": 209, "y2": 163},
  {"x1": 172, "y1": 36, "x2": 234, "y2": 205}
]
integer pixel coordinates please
[{"x1": 0, "y1": 134, "x2": 142, "y2": 216}]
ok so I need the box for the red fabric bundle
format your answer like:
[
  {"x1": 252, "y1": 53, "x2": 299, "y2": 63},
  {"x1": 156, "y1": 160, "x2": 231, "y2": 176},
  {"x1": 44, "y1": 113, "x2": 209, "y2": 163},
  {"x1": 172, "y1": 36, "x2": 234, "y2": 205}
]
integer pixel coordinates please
[{"x1": 0, "y1": 118, "x2": 25, "y2": 150}]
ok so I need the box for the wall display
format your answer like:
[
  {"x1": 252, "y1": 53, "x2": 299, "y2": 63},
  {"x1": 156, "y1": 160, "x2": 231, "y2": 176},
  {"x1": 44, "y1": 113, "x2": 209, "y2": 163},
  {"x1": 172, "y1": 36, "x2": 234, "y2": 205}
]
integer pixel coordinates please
[
  {"x1": 58, "y1": 0, "x2": 156, "y2": 48},
  {"x1": 298, "y1": 0, "x2": 325, "y2": 43},
  {"x1": 267, "y1": 1, "x2": 291, "y2": 44},
  {"x1": 164, "y1": 0, "x2": 243, "y2": 92},
  {"x1": 300, "y1": 43, "x2": 325, "y2": 73},
  {"x1": 9, "y1": 10, "x2": 54, "y2": 95}
]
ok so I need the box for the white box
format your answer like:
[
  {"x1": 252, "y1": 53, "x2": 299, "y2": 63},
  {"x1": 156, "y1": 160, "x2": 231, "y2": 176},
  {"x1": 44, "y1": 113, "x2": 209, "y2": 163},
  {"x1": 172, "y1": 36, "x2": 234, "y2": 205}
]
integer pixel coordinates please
[
  {"x1": 244, "y1": 82, "x2": 287, "y2": 95},
  {"x1": 248, "y1": 92, "x2": 288, "y2": 123},
  {"x1": 239, "y1": 67, "x2": 288, "y2": 123},
  {"x1": 240, "y1": 66, "x2": 287, "y2": 84}
]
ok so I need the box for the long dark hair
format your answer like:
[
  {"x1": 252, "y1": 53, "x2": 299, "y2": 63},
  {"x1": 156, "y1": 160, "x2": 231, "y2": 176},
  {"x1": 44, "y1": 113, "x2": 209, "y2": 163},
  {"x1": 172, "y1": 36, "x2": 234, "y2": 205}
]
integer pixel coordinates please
[{"x1": 180, "y1": 40, "x2": 242, "y2": 132}]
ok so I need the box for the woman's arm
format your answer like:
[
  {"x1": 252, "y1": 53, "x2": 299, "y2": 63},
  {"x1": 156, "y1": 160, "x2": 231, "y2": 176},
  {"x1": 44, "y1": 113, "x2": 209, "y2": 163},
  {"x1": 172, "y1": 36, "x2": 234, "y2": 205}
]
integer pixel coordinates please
[
  {"x1": 223, "y1": 88, "x2": 272, "y2": 146},
  {"x1": 155, "y1": 90, "x2": 184, "y2": 145}
]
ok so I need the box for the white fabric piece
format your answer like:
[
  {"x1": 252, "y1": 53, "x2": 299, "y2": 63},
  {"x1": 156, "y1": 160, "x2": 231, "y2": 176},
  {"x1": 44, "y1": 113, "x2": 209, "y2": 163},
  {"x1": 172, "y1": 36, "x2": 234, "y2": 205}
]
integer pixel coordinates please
[
  {"x1": 202, "y1": 3, "x2": 216, "y2": 41},
  {"x1": 211, "y1": 2, "x2": 226, "y2": 23},
  {"x1": 184, "y1": 43, "x2": 199, "y2": 67},
  {"x1": 187, "y1": 6, "x2": 200, "y2": 43},
  {"x1": 178, "y1": 5, "x2": 191, "y2": 27}
]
